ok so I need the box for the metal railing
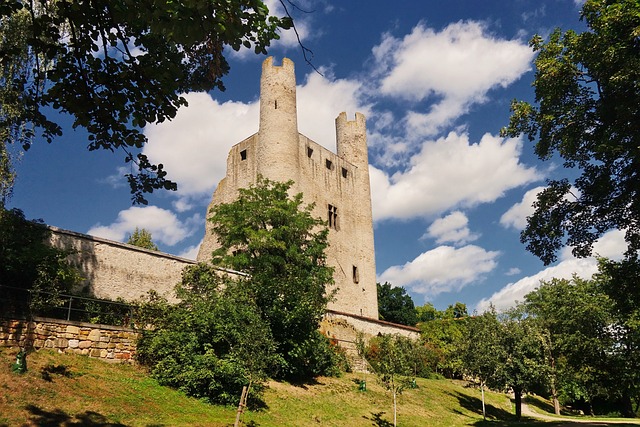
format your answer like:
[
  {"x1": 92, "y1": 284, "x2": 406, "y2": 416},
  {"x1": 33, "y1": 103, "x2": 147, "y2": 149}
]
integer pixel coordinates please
[{"x1": 0, "y1": 285, "x2": 134, "y2": 327}]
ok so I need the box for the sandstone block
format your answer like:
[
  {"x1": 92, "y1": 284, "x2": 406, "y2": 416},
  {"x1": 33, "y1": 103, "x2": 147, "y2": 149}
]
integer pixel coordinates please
[
  {"x1": 69, "y1": 339, "x2": 79, "y2": 348},
  {"x1": 79, "y1": 340, "x2": 92, "y2": 349},
  {"x1": 88, "y1": 329, "x2": 101, "y2": 341}
]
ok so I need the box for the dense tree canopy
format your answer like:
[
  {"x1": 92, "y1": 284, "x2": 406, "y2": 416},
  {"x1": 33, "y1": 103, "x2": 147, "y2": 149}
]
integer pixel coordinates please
[
  {"x1": 502, "y1": 0, "x2": 640, "y2": 264},
  {"x1": 0, "y1": 0, "x2": 292, "y2": 203},
  {"x1": 208, "y1": 177, "x2": 338, "y2": 379},
  {"x1": 377, "y1": 282, "x2": 418, "y2": 326}
]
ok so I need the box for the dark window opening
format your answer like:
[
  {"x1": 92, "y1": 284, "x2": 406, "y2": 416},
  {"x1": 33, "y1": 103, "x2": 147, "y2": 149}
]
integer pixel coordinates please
[
  {"x1": 352, "y1": 265, "x2": 359, "y2": 284},
  {"x1": 274, "y1": 100, "x2": 278, "y2": 109},
  {"x1": 328, "y1": 204, "x2": 338, "y2": 230},
  {"x1": 325, "y1": 159, "x2": 333, "y2": 170},
  {"x1": 240, "y1": 149, "x2": 247, "y2": 161},
  {"x1": 341, "y1": 167, "x2": 348, "y2": 178},
  {"x1": 307, "y1": 147, "x2": 314, "y2": 158}
]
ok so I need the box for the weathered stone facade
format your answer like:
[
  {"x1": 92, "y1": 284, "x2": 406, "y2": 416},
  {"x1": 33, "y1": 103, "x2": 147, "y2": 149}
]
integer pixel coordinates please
[
  {"x1": 0, "y1": 317, "x2": 139, "y2": 362},
  {"x1": 197, "y1": 57, "x2": 379, "y2": 319},
  {"x1": 49, "y1": 226, "x2": 195, "y2": 303}
]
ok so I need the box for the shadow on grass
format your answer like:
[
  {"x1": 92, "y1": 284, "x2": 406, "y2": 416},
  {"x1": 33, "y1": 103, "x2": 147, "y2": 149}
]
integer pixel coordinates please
[
  {"x1": 25, "y1": 404, "x2": 129, "y2": 427},
  {"x1": 283, "y1": 376, "x2": 324, "y2": 389},
  {"x1": 448, "y1": 390, "x2": 515, "y2": 421},
  {"x1": 362, "y1": 411, "x2": 394, "y2": 427}
]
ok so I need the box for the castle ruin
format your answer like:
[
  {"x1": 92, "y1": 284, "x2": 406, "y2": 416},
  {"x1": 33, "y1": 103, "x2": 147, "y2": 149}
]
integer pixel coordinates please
[{"x1": 197, "y1": 57, "x2": 378, "y2": 319}]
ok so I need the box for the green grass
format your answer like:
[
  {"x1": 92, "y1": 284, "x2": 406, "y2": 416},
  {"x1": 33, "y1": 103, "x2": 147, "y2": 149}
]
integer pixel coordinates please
[{"x1": 1, "y1": 347, "x2": 636, "y2": 426}]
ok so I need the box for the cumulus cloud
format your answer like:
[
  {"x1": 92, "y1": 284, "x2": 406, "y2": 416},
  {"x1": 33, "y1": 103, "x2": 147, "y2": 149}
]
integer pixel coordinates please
[
  {"x1": 477, "y1": 229, "x2": 628, "y2": 312},
  {"x1": 500, "y1": 186, "x2": 545, "y2": 230},
  {"x1": 178, "y1": 240, "x2": 202, "y2": 260},
  {"x1": 422, "y1": 211, "x2": 479, "y2": 245},
  {"x1": 87, "y1": 206, "x2": 198, "y2": 247},
  {"x1": 378, "y1": 245, "x2": 499, "y2": 298},
  {"x1": 370, "y1": 132, "x2": 540, "y2": 222},
  {"x1": 476, "y1": 258, "x2": 598, "y2": 313},
  {"x1": 143, "y1": 92, "x2": 259, "y2": 202},
  {"x1": 372, "y1": 21, "x2": 534, "y2": 136}
]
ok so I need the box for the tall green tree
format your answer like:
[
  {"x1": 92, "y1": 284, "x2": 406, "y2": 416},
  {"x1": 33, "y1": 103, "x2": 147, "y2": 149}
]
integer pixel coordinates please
[
  {"x1": 523, "y1": 277, "x2": 612, "y2": 415},
  {"x1": 0, "y1": 0, "x2": 292, "y2": 203},
  {"x1": 501, "y1": 0, "x2": 640, "y2": 264},
  {"x1": 208, "y1": 176, "x2": 337, "y2": 379},
  {"x1": 594, "y1": 258, "x2": 640, "y2": 417},
  {"x1": 492, "y1": 310, "x2": 545, "y2": 419},
  {"x1": 377, "y1": 282, "x2": 418, "y2": 326},
  {"x1": 462, "y1": 307, "x2": 502, "y2": 420},
  {"x1": 126, "y1": 227, "x2": 158, "y2": 251}
]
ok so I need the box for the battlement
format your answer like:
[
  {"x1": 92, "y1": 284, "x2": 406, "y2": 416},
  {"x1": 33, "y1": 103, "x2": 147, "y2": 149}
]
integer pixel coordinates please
[{"x1": 336, "y1": 112, "x2": 368, "y2": 169}]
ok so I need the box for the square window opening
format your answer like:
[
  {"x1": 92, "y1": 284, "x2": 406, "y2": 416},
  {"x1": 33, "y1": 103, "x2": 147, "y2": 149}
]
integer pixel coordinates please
[
  {"x1": 307, "y1": 147, "x2": 314, "y2": 158},
  {"x1": 341, "y1": 167, "x2": 348, "y2": 178},
  {"x1": 240, "y1": 149, "x2": 247, "y2": 161}
]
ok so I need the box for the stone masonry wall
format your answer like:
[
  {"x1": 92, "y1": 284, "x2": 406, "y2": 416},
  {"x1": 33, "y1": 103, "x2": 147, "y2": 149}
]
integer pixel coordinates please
[
  {"x1": 49, "y1": 226, "x2": 195, "y2": 303},
  {"x1": 0, "y1": 317, "x2": 139, "y2": 362}
]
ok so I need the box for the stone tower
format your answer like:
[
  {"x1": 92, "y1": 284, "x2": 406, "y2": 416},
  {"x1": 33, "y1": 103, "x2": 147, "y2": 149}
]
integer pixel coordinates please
[{"x1": 197, "y1": 57, "x2": 378, "y2": 319}]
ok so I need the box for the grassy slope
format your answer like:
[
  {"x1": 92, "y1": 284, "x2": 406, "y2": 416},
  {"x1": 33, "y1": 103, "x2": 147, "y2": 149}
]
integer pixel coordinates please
[{"x1": 0, "y1": 347, "x2": 608, "y2": 427}]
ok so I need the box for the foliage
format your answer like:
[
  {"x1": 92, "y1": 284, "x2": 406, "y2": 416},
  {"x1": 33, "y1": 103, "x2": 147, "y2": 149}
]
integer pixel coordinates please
[
  {"x1": 136, "y1": 263, "x2": 276, "y2": 406},
  {"x1": 501, "y1": 0, "x2": 640, "y2": 265},
  {"x1": 415, "y1": 302, "x2": 439, "y2": 322},
  {"x1": 418, "y1": 303, "x2": 469, "y2": 378},
  {"x1": 593, "y1": 258, "x2": 640, "y2": 417},
  {"x1": 0, "y1": 207, "x2": 81, "y2": 317},
  {"x1": 523, "y1": 276, "x2": 612, "y2": 415},
  {"x1": 490, "y1": 310, "x2": 545, "y2": 419},
  {"x1": 377, "y1": 282, "x2": 418, "y2": 326},
  {"x1": 0, "y1": 0, "x2": 292, "y2": 204},
  {"x1": 357, "y1": 334, "x2": 418, "y2": 427},
  {"x1": 126, "y1": 227, "x2": 158, "y2": 251},
  {"x1": 208, "y1": 176, "x2": 336, "y2": 379}
]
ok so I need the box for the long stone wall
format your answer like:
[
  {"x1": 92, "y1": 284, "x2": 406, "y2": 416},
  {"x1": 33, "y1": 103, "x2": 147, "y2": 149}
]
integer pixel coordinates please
[
  {"x1": 0, "y1": 317, "x2": 139, "y2": 362},
  {"x1": 48, "y1": 227, "x2": 195, "y2": 303}
]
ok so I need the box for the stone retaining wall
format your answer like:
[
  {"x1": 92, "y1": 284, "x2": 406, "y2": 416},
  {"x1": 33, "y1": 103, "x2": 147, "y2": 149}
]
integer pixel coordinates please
[{"x1": 0, "y1": 317, "x2": 139, "y2": 362}]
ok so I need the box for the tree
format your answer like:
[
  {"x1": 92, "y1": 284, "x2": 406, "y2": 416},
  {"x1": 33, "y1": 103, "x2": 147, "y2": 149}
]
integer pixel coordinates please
[
  {"x1": 0, "y1": 0, "x2": 292, "y2": 203},
  {"x1": 522, "y1": 277, "x2": 612, "y2": 415},
  {"x1": 377, "y1": 282, "x2": 418, "y2": 326},
  {"x1": 463, "y1": 307, "x2": 502, "y2": 420},
  {"x1": 0, "y1": 208, "x2": 81, "y2": 318},
  {"x1": 357, "y1": 334, "x2": 416, "y2": 427},
  {"x1": 501, "y1": 0, "x2": 640, "y2": 265},
  {"x1": 415, "y1": 302, "x2": 439, "y2": 323},
  {"x1": 418, "y1": 302, "x2": 469, "y2": 378},
  {"x1": 126, "y1": 227, "x2": 158, "y2": 251},
  {"x1": 207, "y1": 176, "x2": 337, "y2": 379},
  {"x1": 594, "y1": 258, "x2": 640, "y2": 417},
  {"x1": 492, "y1": 310, "x2": 545, "y2": 419},
  {"x1": 136, "y1": 263, "x2": 277, "y2": 406}
]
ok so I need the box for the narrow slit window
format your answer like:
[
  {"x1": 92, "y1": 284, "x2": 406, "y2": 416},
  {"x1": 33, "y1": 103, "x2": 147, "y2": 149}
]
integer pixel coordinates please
[
  {"x1": 307, "y1": 147, "x2": 314, "y2": 158},
  {"x1": 325, "y1": 159, "x2": 333, "y2": 170},
  {"x1": 240, "y1": 149, "x2": 247, "y2": 161},
  {"x1": 328, "y1": 204, "x2": 338, "y2": 230},
  {"x1": 274, "y1": 100, "x2": 278, "y2": 109},
  {"x1": 341, "y1": 167, "x2": 348, "y2": 178},
  {"x1": 352, "y1": 265, "x2": 359, "y2": 284}
]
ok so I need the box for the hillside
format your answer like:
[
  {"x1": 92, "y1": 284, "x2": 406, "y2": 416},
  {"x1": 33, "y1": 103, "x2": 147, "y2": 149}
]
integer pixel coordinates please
[{"x1": 0, "y1": 347, "x2": 617, "y2": 427}]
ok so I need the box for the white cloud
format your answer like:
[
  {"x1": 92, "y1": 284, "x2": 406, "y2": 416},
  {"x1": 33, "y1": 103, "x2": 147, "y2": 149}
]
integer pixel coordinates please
[
  {"x1": 477, "y1": 229, "x2": 628, "y2": 313},
  {"x1": 371, "y1": 132, "x2": 540, "y2": 222},
  {"x1": 372, "y1": 21, "x2": 534, "y2": 136},
  {"x1": 378, "y1": 245, "x2": 499, "y2": 298},
  {"x1": 476, "y1": 257, "x2": 598, "y2": 313},
  {"x1": 506, "y1": 267, "x2": 522, "y2": 276},
  {"x1": 144, "y1": 92, "x2": 259, "y2": 201},
  {"x1": 177, "y1": 240, "x2": 202, "y2": 260},
  {"x1": 87, "y1": 206, "x2": 197, "y2": 247},
  {"x1": 297, "y1": 71, "x2": 368, "y2": 152},
  {"x1": 500, "y1": 186, "x2": 545, "y2": 230},
  {"x1": 422, "y1": 211, "x2": 479, "y2": 245}
]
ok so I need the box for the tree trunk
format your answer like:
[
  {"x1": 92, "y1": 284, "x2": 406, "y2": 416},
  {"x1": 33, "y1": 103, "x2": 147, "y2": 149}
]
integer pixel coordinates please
[
  {"x1": 393, "y1": 389, "x2": 397, "y2": 427},
  {"x1": 480, "y1": 381, "x2": 486, "y2": 420},
  {"x1": 620, "y1": 391, "x2": 634, "y2": 418},
  {"x1": 514, "y1": 388, "x2": 522, "y2": 419}
]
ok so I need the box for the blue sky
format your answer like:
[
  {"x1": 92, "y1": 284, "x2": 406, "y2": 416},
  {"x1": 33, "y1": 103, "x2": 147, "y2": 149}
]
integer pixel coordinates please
[{"x1": 8, "y1": 0, "x2": 628, "y2": 313}]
